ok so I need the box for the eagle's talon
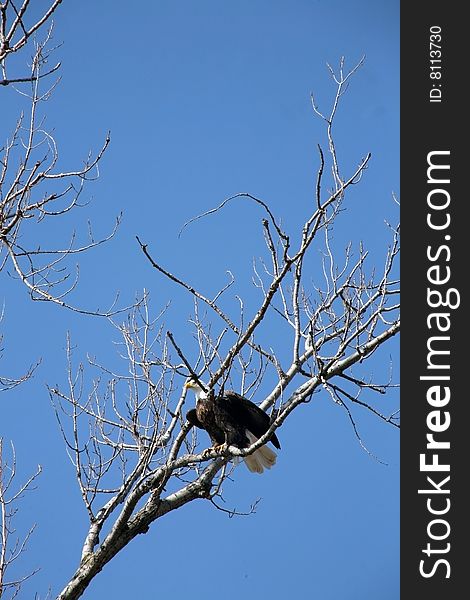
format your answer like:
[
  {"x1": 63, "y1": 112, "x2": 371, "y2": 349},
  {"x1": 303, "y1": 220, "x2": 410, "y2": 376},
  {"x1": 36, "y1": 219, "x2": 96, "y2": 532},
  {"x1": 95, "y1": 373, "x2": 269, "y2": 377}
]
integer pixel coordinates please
[
  {"x1": 201, "y1": 447, "x2": 213, "y2": 459},
  {"x1": 202, "y1": 443, "x2": 226, "y2": 459},
  {"x1": 212, "y1": 443, "x2": 226, "y2": 454}
]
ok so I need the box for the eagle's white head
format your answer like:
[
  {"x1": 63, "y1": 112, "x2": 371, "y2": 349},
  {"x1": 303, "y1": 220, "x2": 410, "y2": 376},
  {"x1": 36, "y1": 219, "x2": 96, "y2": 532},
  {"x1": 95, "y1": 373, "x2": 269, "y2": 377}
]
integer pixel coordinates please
[{"x1": 184, "y1": 378, "x2": 208, "y2": 401}]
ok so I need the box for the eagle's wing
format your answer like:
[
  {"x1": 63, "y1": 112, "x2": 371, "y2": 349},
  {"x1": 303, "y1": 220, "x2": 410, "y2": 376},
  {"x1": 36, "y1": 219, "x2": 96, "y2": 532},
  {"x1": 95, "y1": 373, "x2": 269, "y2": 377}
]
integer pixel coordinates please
[
  {"x1": 186, "y1": 408, "x2": 204, "y2": 429},
  {"x1": 220, "y1": 391, "x2": 281, "y2": 449},
  {"x1": 186, "y1": 408, "x2": 225, "y2": 446}
]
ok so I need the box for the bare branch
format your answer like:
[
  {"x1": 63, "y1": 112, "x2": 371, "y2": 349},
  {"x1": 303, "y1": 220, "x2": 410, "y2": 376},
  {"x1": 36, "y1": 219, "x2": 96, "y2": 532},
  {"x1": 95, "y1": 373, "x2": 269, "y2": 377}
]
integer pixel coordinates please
[
  {"x1": 0, "y1": 439, "x2": 41, "y2": 598},
  {"x1": 46, "y1": 57, "x2": 400, "y2": 600},
  {"x1": 1, "y1": 15, "x2": 123, "y2": 316}
]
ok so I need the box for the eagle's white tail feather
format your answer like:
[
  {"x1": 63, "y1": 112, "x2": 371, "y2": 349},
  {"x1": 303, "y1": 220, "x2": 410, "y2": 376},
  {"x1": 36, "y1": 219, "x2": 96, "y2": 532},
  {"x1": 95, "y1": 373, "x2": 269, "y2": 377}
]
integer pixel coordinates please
[{"x1": 243, "y1": 430, "x2": 277, "y2": 474}]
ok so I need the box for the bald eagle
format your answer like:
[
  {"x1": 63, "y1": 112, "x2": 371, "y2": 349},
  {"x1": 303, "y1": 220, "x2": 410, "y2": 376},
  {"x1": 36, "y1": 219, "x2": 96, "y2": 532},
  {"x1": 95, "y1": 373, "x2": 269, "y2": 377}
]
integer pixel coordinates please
[{"x1": 184, "y1": 379, "x2": 280, "y2": 474}]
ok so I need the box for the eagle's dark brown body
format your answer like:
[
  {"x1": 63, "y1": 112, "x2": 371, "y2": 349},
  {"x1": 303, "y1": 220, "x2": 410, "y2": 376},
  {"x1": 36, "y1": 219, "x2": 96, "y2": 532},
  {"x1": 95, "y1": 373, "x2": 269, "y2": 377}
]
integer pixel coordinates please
[
  {"x1": 193, "y1": 392, "x2": 226, "y2": 446},
  {"x1": 185, "y1": 381, "x2": 280, "y2": 473}
]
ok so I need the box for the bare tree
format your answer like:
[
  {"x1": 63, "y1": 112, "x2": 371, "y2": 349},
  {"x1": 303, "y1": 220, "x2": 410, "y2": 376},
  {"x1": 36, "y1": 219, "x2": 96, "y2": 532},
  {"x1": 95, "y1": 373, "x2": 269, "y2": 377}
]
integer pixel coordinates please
[
  {"x1": 0, "y1": 0, "x2": 121, "y2": 314},
  {"x1": 0, "y1": 3, "x2": 124, "y2": 597},
  {"x1": 49, "y1": 58, "x2": 400, "y2": 600},
  {"x1": 0, "y1": 439, "x2": 41, "y2": 599},
  {"x1": 1, "y1": 322, "x2": 41, "y2": 600},
  {"x1": 0, "y1": 1, "x2": 62, "y2": 86}
]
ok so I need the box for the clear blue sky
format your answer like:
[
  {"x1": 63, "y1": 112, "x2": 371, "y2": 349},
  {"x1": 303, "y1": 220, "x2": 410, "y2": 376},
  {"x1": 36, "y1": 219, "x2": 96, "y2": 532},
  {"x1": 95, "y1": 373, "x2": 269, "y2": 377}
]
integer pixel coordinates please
[{"x1": 1, "y1": 1, "x2": 399, "y2": 598}]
